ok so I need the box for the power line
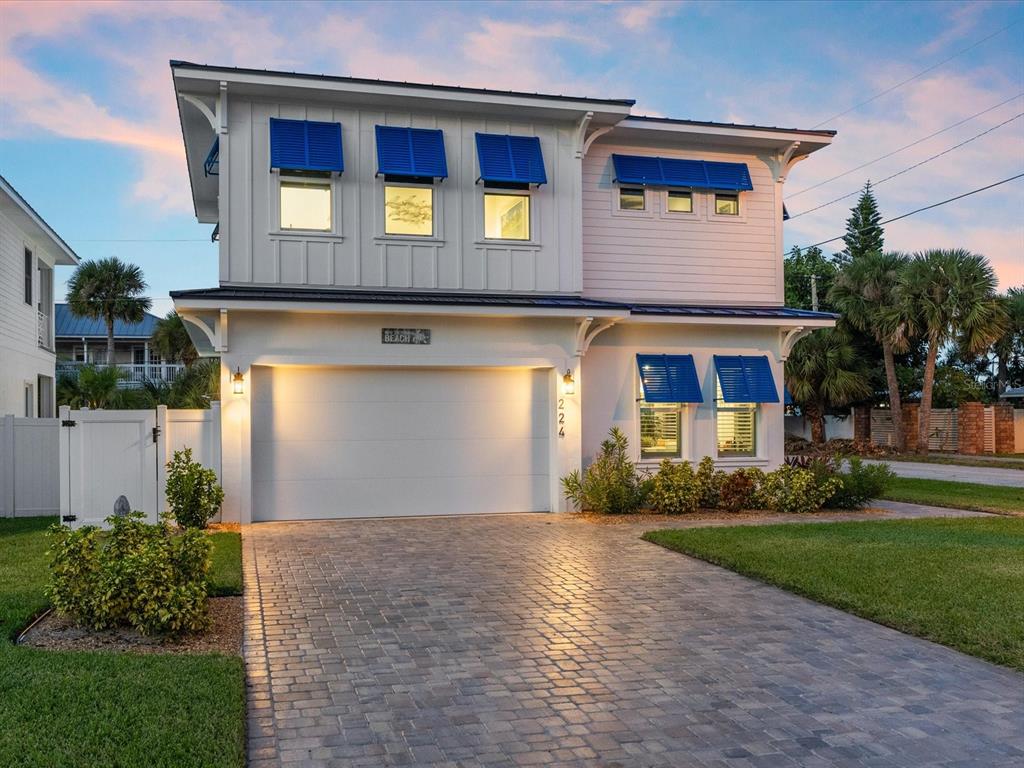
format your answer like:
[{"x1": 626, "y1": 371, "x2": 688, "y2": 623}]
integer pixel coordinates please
[
  {"x1": 801, "y1": 173, "x2": 1024, "y2": 249},
  {"x1": 788, "y1": 92, "x2": 1024, "y2": 198},
  {"x1": 789, "y1": 112, "x2": 1023, "y2": 220},
  {"x1": 811, "y1": 18, "x2": 1023, "y2": 128},
  {"x1": 70, "y1": 238, "x2": 210, "y2": 242}
]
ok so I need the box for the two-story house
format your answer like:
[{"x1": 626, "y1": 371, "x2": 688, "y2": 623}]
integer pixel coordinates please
[
  {"x1": 169, "y1": 61, "x2": 836, "y2": 524},
  {"x1": 0, "y1": 175, "x2": 79, "y2": 417}
]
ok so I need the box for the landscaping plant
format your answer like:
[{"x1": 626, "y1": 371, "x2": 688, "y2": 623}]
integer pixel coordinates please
[
  {"x1": 649, "y1": 460, "x2": 701, "y2": 514},
  {"x1": 828, "y1": 458, "x2": 895, "y2": 509},
  {"x1": 719, "y1": 468, "x2": 763, "y2": 512},
  {"x1": 165, "y1": 448, "x2": 225, "y2": 529},
  {"x1": 562, "y1": 428, "x2": 649, "y2": 514},
  {"x1": 48, "y1": 512, "x2": 212, "y2": 635},
  {"x1": 754, "y1": 465, "x2": 840, "y2": 514},
  {"x1": 695, "y1": 456, "x2": 726, "y2": 509}
]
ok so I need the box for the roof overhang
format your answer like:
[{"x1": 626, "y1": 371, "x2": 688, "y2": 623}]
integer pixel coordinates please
[
  {"x1": 603, "y1": 117, "x2": 835, "y2": 158},
  {"x1": 0, "y1": 175, "x2": 79, "y2": 265}
]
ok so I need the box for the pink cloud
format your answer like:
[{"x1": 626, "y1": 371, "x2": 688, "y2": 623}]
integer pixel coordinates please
[{"x1": 618, "y1": 1, "x2": 683, "y2": 31}]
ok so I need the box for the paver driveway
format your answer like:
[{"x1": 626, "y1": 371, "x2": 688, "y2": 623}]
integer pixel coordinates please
[{"x1": 244, "y1": 514, "x2": 1024, "y2": 768}]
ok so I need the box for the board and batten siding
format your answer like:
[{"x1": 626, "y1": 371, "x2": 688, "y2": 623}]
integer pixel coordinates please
[
  {"x1": 221, "y1": 98, "x2": 581, "y2": 294},
  {"x1": 582, "y1": 142, "x2": 782, "y2": 305}
]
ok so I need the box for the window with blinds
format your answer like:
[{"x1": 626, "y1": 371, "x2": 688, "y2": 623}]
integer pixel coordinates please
[
  {"x1": 716, "y1": 380, "x2": 756, "y2": 456},
  {"x1": 640, "y1": 402, "x2": 681, "y2": 459}
]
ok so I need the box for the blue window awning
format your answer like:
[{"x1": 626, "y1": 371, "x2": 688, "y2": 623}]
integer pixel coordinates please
[
  {"x1": 269, "y1": 118, "x2": 344, "y2": 173},
  {"x1": 784, "y1": 386, "x2": 793, "y2": 406},
  {"x1": 475, "y1": 133, "x2": 547, "y2": 185},
  {"x1": 637, "y1": 354, "x2": 703, "y2": 403},
  {"x1": 714, "y1": 355, "x2": 780, "y2": 403},
  {"x1": 612, "y1": 154, "x2": 753, "y2": 191},
  {"x1": 375, "y1": 125, "x2": 448, "y2": 179},
  {"x1": 203, "y1": 136, "x2": 219, "y2": 177}
]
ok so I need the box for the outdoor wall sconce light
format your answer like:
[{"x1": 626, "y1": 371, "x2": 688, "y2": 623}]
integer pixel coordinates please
[
  {"x1": 562, "y1": 369, "x2": 575, "y2": 395},
  {"x1": 232, "y1": 367, "x2": 245, "y2": 395}
]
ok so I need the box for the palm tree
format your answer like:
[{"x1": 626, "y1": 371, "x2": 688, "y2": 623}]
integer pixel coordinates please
[
  {"x1": 890, "y1": 249, "x2": 1007, "y2": 454},
  {"x1": 992, "y1": 287, "x2": 1024, "y2": 395},
  {"x1": 151, "y1": 310, "x2": 199, "y2": 367},
  {"x1": 787, "y1": 328, "x2": 872, "y2": 444},
  {"x1": 66, "y1": 257, "x2": 151, "y2": 366},
  {"x1": 829, "y1": 251, "x2": 910, "y2": 450}
]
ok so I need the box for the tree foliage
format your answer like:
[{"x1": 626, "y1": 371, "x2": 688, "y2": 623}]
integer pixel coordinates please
[
  {"x1": 839, "y1": 182, "x2": 884, "y2": 265},
  {"x1": 65, "y1": 257, "x2": 152, "y2": 366},
  {"x1": 784, "y1": 245, "x2": 838, "y2": 311},
  {"x1": 151, "y1": 310, "x2": 198, "y2": 367}
]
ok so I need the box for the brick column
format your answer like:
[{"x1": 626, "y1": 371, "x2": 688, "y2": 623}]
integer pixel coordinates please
[
  {"x1": 853, "y1": 406, "x2": 872, "y2": 443},
  {"x1": 993, "y1": 404, "x2": 1015, "y2": 454},
  {"x1": 958, "y1": 402, "x2": 984, "y2": 455},
  {"x1": 902, "y1": 403, "x2": 919, "y2": 453}
]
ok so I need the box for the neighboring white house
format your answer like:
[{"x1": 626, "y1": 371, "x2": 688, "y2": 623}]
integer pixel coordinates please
[
  {"x1": 0, "y1": 175, "x2": 79, "y2": 417},
  {"x1": 169, "y1": 61, "x2": 836, "y2": 523}
]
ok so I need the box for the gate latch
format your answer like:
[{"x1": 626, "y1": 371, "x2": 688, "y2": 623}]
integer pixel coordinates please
[
  {"x1": 61, "y1": 419, "x2": 77, "y2": 427},
  {"x1": 152, "y1": 425, "x2": 161, "y2": 444}
]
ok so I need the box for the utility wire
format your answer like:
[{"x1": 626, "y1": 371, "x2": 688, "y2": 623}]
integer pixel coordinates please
[
  {"x1": 789, "y1": 112, "x2": 1023, "y2": 220},
  {"x1": 788, "y1": 92, "x2": 1024, "y2": 198},
  {"x1": 70, "y1": 238, "x2": 210, "y2": 242},
  {"x1": 811, "y1": 18, "x2": 1023, "y2": 128},
  {"x1": 801, "y1": 173, "x2": 1024, "y2": 249}
]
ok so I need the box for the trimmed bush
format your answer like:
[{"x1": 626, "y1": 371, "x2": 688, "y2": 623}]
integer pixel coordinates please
[
  {"x1": 562, "y1": 428, "x2": 649, "y2": 514},
  {"x1": 828, "y1": 458, "x2": 896, "y2": 509},
  {"x1": 650, "y1": 460, "x2": 701, "y2": 515},
  {"x1": 48, "y1": 512, "x2": 212, "y2": 635},
  {"x1": 696, "y1": 456, "x2": 727, "y2": 509},
  {"x1": 754, "y1": 465, "x2": 840, "y2": 514},
  {"x1": 719, "y1": 468, "x2": 763, "y2": 512},
  {"x1": 165, "y1": 448, "x2": 224, "y2": 529}
]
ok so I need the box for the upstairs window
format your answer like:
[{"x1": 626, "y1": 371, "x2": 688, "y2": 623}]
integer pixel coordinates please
[
  {"x1": 24, "y1": 248, "x2": 32, "y2": 305},
  {"x1": 280, "y1": 180, "x2": 332, "y2": 231},
  {"x1": 484, "y1": 193, "x2": 530, "y2": 240},
  {"x1": 384, "y1": 184, "x2": 433, "y2": 236},
  {"x1": 666, "y1": 190, "x2": 693, "y2": 213},
  {"x1": 619, "y1": 187, "x2": 645, "y2": 211},
  {"x1": 715, "y1": 193, "x2": 740, "y2": 216}
]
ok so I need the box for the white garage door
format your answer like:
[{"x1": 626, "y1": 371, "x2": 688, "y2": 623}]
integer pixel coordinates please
[{"x1": 251, "y1": 366, "x2": 551, "y2": 521}]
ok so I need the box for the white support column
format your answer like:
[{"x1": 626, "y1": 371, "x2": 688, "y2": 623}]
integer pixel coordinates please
[
  {"x1": 2, "y1": 414, "x2": 14, "y2": 518},
  {"x1": 219, "y1": 357, "x2": 252, "y2": 524},
  {"x1": 58, "y1": 405, "x2": 71, "y2": 523},
  {"x1": 550, "y1": 356, "x2": 582, "y2": 513}
]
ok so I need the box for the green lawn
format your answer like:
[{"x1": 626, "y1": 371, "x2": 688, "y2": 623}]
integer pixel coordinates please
[
  {"x1": 880, "y1": 476, "x2": 1024, "y2": 515},
  {"x1": 0, "y1": 517, "x2": 245, "y2": 768},
  {"x1": 644, "y1": 517, "x2": 1024, "y2": 671}
]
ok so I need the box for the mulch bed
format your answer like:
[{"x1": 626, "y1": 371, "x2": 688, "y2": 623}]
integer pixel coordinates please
[
  {"x1": 573, "y1": 508, "x2": 889, "y2": 525},
  {"x1": 18, "y1": 596, "x2": 243, "y2": 656}
]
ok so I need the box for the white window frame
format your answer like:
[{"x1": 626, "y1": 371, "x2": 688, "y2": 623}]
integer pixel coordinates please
[
  {"x1": 24, "y1": 247, "x2": 33, "y2": 306},
  {"x1": 639, "y1": 400, "x2": 685, "y2": 461},
  {"x1": 612, "y1": 185, "x2": 652, "y2": 219},
  {"x1": 24, "y1": 382, "x2": 34, "y2": 418},
  {"x1": 710, "y1": 192, "x2": 747, "y2": 223},
  {"x1": 273, "y1": 175, "x2": 337, "y2": 235},
  {"x1": 714, "y1": 379, "x2": 759, "y2": 459},
  {"x1": 481, "y1": 189, "x2": 535, "y2": 243},
  {"x1": 377, "y1": 178, "x2": 443, "y2": 242}
]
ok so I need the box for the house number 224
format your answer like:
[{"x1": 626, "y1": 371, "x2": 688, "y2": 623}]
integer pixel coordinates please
[{"x1": 557, "y1": 398, "x2": 565, "y2": 438}]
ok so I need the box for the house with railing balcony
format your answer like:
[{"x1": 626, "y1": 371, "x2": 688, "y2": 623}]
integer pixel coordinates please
[
  {"x1": 54, "y1": 304, "x2": 185, "y2": 388},
  {"x1": 1, "y1": 175, "x2": 79, "y2": 417}
]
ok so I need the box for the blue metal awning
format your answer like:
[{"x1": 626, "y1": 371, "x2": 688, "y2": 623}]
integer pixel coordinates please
[
  {"x1": 203, "y1": 137, "x2": 219, "y2": 177},
  {"x1": 637, "y1": 354, "x2": 703, "y2": 403},
  {"x1": 375, "y1": 125, "x2": 448, "y2": 179},
  {"x1": 475, "y1": 133, "x2": 547, "y2": 185},
  {"x1": 714, "y1": 355, "x2": 779, "y2": 403},
  {"x1": 612, "y1": 154, "x2": 753, "y2": 191},
  {"x1": 269, "y1": 118, "x2": 344, "y2": 173}
]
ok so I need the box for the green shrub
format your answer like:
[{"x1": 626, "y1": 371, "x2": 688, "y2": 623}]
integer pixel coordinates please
[
  {"x1": 47, "y1": 512, "x2": 212, "y2": 635},
  {"x1": 649, "y1": 460, "x2": 701, "y2": 514},
  {"x1": 695, "y1": 456, "x2": 727, "y2": 509},
  {"x1": 165, "y1": 448, "x2": 224, "y2": 529},
  {"x1": 719, "y1": 468, "x2": 763, "y2": 512},
  {"x1": 754, "y1": 465, "x2": 840, "y2": 514},
  {"x1": 562, "y1": 428, "x2": 649, "y2": 514},
  {"x1": 827, "y1": 458, "x2": 895, "y2": 509}
]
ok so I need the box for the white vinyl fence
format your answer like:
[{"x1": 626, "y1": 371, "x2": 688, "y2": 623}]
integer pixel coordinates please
[{"x1": 1, "y1": 404, "x2": 220, "y2": 525}]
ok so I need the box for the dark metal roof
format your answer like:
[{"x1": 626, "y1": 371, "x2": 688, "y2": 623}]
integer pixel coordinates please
[
  {"x1": 170, "y1": 287, "x2": 838, "y2": 320},
  {"x1": 55, "y1": 304, "x2": 161, "y2": 339},
  {"x1": 169, "y1": 61, "x2": 636, "y2": 107},
  {"x1": 626, "y1": 115, "x2": 837, "y2": 137}
]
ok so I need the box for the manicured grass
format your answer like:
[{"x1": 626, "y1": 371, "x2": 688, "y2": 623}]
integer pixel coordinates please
[
  {"x1": 644, "y1": 517, "x2": 1024, "y2": 670},
  {"x1": 207, "y1": 531, "x2": 243, "y2": 597},
  {"x1": 879, "y1": 454, "x2": 1024, "y2": 471},
  {"x1": 880, "y1": 476, "x2": 1024, "y2": 515},
  {"x1": 0, "y1": 517, "x2": 245, "y2": 768}
]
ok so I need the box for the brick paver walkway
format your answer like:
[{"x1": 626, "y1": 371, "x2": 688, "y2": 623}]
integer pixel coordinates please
[{"x1": 244, "y1": 513, "x2": 1023, "y2": 767}]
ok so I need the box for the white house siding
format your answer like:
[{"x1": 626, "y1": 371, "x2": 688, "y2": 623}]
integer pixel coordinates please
[
  {"x1": 221, "y1": 98, "x2": 581, "y2": 294},
  {"x1": 215, "y1": 310, "x2": 582, "y2": 523},
  {"x1": 582, "y1": 142, "x2": 781, "y2": 305},
  {"x1": 582, "y1": 323, "x2": 786, "y2": 471},
  {"x1": 0, "y1": 207, "x2": 58, "y2": 417}
]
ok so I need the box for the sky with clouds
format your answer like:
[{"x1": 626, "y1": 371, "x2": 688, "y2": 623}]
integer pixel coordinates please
[{"x1": 1, "y1": 0, "x2": 1021, "y2": 315}]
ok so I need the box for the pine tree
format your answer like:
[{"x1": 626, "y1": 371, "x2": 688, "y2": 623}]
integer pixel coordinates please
[{"x1": 839, "y1": 182, "x2": 883, "y2": 264}]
